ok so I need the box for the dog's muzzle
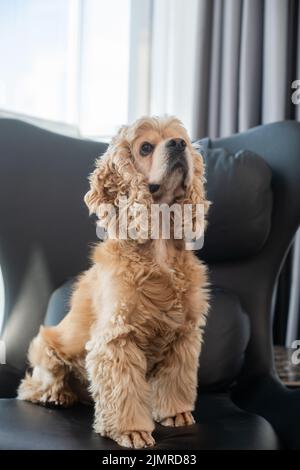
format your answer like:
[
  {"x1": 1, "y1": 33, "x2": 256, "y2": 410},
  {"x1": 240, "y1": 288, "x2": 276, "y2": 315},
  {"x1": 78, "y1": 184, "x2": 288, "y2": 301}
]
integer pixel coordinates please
[{"x1": 166, "y1": 138, "x2": 188, "y2": 176}]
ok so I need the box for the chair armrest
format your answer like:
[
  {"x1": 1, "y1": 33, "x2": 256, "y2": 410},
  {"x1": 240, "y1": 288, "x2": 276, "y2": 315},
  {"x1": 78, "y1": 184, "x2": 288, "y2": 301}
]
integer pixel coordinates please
[
  {"x1": 0, "y1": 363, "x2": 22, "y2": 398},
  {"x1": 233, "y1": 374, "x2": 300, "y2": 449}
]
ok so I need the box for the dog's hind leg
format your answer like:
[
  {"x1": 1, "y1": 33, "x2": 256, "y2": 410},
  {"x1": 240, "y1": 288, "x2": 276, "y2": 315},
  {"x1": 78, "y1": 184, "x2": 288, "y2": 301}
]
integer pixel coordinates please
[
  {"x1": 17, "y1": 326, "x2": 78, "y2": 407},
  {"x1": 18, "y1": 270, "x2": 95, "y2": 407}
]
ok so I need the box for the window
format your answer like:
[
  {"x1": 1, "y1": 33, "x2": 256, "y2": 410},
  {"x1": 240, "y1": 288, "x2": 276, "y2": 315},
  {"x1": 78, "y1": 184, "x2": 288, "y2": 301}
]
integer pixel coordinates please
[
  {"x1": 0, "y1": 0, "x2": 198, "y2": 139},
  {"x1": 0, "y1": 0, "x2": 132, "y2": 138}
]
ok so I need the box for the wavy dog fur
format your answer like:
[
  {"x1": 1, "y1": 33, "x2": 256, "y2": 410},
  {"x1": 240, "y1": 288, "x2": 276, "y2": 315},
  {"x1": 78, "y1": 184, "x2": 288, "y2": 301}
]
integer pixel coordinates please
[{"x1": 18, "y1": 116, "x2": 210, "y2": 449}]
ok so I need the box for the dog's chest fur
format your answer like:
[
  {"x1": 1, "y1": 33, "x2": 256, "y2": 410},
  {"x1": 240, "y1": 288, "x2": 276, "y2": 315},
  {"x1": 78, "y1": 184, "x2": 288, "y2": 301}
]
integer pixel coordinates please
[
  {"x1": 123, "y1": 240, "x2": 204, "y2": 372},
  {"x1": 94, "y1": 240, "x2": 207, "y2": 375}
]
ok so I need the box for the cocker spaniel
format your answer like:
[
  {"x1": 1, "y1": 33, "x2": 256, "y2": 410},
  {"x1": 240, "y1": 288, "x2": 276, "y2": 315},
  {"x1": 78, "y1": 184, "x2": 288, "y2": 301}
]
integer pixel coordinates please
[{"x1": 18, "y1": 116, "x2": 210, "y2": 448}]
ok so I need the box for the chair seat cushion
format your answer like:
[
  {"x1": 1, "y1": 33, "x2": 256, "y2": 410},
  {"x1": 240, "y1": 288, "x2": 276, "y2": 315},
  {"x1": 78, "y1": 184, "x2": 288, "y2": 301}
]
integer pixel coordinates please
[
  {"x1": 45, "y1": 282, "x2": 251, "y2": 392},
  {"x1": 0, "y1": 395, "x2": 280, "y2": 450},
  {"x1": 199, "y1": 287, "x2": 250, "y2": 391}
]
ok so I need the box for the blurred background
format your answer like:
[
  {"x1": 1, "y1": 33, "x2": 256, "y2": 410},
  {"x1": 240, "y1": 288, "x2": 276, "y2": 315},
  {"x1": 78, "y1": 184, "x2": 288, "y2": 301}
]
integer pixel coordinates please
[
  {"x1": 0, "y1": 0, "x2": 300, "y2": 351},
  {"x1": 1, "y1": 0, "x2": 300, "y2": 140}
]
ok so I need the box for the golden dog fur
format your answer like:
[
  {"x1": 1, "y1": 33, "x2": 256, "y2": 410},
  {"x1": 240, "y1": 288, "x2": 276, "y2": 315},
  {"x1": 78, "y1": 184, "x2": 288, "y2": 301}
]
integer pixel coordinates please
[{"x1": 18, "y1": 116, "x2": 210, "y2": 449}]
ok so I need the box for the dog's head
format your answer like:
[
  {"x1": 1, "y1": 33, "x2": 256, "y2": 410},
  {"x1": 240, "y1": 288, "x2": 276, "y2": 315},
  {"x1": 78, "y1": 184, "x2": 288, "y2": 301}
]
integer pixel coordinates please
[{"x1": 85, "y1": 116, "x2": 209, "y2": 243}]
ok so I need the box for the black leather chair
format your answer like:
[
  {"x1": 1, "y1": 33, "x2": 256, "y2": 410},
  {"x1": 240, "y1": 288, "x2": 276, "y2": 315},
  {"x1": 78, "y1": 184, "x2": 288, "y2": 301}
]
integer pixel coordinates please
[{"x1": 0, "y1": 118, "x2": 299, "y2": 450}]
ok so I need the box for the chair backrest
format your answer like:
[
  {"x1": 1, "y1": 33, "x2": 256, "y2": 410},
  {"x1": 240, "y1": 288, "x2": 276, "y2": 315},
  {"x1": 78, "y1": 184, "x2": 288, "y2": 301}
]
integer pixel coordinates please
[
  {"x1": 204, "y1": 121, "x2": 300, "y2": 385},
  {"x1": 0, "y1": 119, "x2": 106, "y2": 370},
  {"x1": 1, "y1": 118, "x2": 300, "y2": 389}
]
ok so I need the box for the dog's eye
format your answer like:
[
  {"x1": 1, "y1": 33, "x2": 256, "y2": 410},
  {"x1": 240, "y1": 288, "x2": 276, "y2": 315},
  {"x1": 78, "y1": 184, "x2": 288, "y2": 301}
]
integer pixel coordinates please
[{"x1": 140, "y1": 142, "x2": 153, "y2": 156}]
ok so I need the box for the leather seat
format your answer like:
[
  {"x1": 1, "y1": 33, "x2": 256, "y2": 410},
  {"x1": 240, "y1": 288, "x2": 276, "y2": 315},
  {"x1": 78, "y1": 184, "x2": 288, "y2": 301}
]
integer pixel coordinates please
[
  {"x1": 0, "y1": 279, "x2": 280, "y2": 449},
  {"x1": 0, "y1": 395, "x2": 279, "y2": 450}
]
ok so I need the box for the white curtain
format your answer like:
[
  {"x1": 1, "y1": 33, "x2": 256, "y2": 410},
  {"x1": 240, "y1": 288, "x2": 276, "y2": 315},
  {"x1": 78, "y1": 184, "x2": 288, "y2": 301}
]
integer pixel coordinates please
[{"x1": 150, "y1": 0, "x2": 202, "y2": 138}]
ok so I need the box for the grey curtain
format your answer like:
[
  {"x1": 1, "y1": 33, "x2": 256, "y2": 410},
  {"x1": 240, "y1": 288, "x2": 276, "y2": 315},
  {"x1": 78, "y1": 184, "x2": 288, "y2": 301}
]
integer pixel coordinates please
[{"x1": 193, "y1": 0, "x2": 300, "y2": 345}]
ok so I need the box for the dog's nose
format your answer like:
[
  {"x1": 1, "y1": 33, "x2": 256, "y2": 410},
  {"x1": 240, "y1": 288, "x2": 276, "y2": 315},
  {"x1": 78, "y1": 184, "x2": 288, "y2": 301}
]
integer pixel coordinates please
[
  {"x1": 166, "y1": 138, "x2": 186, "y2": 152},
  {"x1": 149, "y1": 184, "x2": 160, "y2": 194}
]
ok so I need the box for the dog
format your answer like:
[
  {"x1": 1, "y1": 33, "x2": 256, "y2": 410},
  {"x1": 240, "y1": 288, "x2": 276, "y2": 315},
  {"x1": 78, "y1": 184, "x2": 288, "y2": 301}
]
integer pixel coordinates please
[{"x1": 18, "y1": 116, "x2": 210, "y2": 448}]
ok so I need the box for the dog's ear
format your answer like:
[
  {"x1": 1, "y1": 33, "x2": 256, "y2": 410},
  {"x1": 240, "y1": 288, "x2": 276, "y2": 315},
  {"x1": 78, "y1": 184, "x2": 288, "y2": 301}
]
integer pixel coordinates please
[
  {"x1": 84, "y1": 156, "x2": 110, "y2": 215},
  {"x1": 180, "y1": 147, "x2": 210, "y2": 242},
  {"x1": 84, "y1": 125, "x2": 152, "y2": 243},
  {"x1": 84, "y1": 126, "x2": 131, "y2": 214}
]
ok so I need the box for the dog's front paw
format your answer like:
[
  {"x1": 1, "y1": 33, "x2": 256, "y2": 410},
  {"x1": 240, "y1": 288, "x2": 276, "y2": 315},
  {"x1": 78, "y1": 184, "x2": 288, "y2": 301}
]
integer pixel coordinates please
[
  {"x1": 160, "y1": 411, "x2": 195, "y2": 427},
  {"x1": 116, "y1": 431, "x2": 155, "y2": 449},
  {"x1": 39, "y1": 388, "x2": 78, "y2": 407}
]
